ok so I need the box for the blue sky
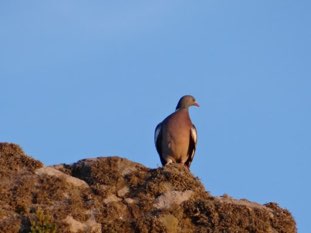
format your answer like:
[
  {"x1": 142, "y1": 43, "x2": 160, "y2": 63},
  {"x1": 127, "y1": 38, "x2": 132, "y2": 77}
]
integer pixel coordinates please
[{"x1": 1, "y1": 1, "x2": 310, "y2": 232}]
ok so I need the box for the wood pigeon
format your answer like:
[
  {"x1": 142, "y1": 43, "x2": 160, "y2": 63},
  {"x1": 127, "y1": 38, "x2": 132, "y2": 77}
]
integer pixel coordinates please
[{"x1": 154, "y1": 95, "x2": 199, "y2": 169}]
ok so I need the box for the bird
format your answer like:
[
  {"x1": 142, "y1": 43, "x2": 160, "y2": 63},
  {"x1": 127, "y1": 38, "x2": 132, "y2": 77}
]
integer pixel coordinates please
[{"x1": 154, "y1": 95, "x2": 199, "y2": 169}]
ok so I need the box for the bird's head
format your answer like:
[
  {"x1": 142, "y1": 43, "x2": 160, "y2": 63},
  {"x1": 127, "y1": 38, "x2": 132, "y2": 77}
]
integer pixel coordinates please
[{"x1": 176, "y1": 95, "x2": 199, "y2": 110}]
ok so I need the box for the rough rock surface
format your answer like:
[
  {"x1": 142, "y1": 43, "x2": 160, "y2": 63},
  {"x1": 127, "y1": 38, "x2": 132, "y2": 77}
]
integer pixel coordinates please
[{"x1": 0, "y1": 143, "x2": 297, "y2": 233}]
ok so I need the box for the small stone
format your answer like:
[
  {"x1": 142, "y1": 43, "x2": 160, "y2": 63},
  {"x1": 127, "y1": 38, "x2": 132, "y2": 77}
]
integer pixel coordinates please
[
  {"x1": 104, "y1": 194, "x2": 121, "y2": 204},
  {"x1": 117, "y1": 186, "x2": 129, "y2": 197}
]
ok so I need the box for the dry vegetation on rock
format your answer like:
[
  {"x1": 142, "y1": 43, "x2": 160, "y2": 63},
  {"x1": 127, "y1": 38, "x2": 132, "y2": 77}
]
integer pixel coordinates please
[{"x1": 0, "y1": 143, "x2": 296, "y2": 233}]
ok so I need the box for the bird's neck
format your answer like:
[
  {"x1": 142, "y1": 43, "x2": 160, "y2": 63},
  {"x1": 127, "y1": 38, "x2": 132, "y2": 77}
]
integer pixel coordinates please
[
  {"x1": 175, "y1": 108, "x2": 190, "y2": 119},
  {"x1": 176, "y1": 107, "x2": 189, "y2": 112}
]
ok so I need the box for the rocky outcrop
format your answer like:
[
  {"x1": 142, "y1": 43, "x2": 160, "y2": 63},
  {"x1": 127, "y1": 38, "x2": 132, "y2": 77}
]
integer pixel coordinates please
[{"x1": 0, "y1": 143, "x2": 296, "y2": 232}]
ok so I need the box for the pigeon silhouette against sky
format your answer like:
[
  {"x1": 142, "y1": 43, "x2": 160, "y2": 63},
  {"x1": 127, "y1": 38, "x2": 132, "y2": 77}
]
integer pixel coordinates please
[{"x1": 154, "y1": 95, "x2": 199, "y2": 169}]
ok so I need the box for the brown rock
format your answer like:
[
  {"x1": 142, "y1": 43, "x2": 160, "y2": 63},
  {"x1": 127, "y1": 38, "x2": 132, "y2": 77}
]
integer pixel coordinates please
[{"x1": 0, "y1": 143, "x2": 297, "y2": 233}]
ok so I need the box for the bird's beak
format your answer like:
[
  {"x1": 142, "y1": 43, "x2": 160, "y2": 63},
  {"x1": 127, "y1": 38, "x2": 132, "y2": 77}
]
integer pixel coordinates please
[{"x1": 194, "y1": 102, "x2": 200, "y2": 107}]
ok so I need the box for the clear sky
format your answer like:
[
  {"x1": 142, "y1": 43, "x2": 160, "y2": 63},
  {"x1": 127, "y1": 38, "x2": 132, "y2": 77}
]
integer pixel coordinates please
[{"x1": 1, "y1": 1, "x2": 310, "y2": 232}]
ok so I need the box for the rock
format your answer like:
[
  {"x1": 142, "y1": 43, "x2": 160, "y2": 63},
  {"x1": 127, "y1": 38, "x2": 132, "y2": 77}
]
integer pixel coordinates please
[
  {"x1": 35, "y1": 167, "x2": 89, "y2": 188},
  {"x1": 153, "y1": 190, "x2": 194, "y2": 209},
  {"x1": 0, "y1": 143, "x2": 42, "y2": 176},
  {"x1": 0, "y1": 143, "x2": 297, "y2": 233},
  {"x1": 117, "y1": 186, "x2": 129, "y2": 197},
  {"x1": 124, "y1": 198, "x2": 136, "y2": 204},
  {"x1": 64, "y1": 215, "x2": 101, "y2": 233},
  {"x1": 103, "y1": 194, "x2": 121, "y2": 204}
]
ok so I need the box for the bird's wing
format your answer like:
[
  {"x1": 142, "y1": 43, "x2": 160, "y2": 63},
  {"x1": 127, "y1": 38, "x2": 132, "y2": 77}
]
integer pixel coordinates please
[
  {"x1": 155, "y1": 123, "x2": 167, "y2": 166},
  {"x1": 154, "y1": 123, "x2": 164, "y2": 162},
  {"x1": 185, "y1": 124, "x2": 197, "y2": 168}
]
